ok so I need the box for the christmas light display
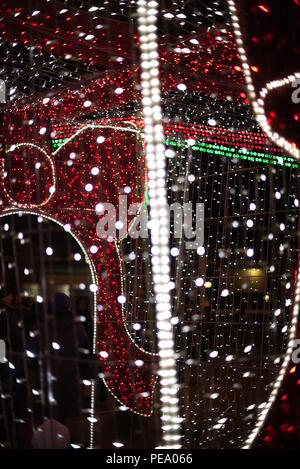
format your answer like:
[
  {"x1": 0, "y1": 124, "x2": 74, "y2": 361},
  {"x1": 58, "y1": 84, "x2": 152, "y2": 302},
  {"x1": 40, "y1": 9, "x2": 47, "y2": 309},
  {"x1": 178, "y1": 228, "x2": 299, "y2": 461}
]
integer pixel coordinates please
[
  {"x1": 0, "y1": 0, "x2": 299, "y2": 450},
  {"x1": 50, "y1": 119, "x2": 299, "y2": 169},
  {"x1": 228, "y1": 0, "x2": 300, "y2": 160},
  {"x1": 164, "y1": 136, "x2": 300, "y2": 448},
  {"x1": 0, "y1": 210, "x2": 98, "y2": 446},
  {"x1": 227, "y1": 0, "x2": 300, "y2": 448},
  {"x1": 0, "y1": 124, "x2": 158, "y2": 450}
]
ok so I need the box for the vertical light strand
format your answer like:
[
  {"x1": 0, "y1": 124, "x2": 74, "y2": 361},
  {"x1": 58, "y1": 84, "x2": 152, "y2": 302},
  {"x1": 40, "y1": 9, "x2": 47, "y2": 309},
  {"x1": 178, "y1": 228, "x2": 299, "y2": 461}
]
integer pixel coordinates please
[
  {"x1": 136, "y1": 0, "x2": 182, "y2": 448},
  {"x1": 88, "y1": 286, "x2": 98, "y2": 449},
  {"x1": 243, "y1": 263, "x2": 300, "y2": 448},
  {"x1": 227, "y1": 0, "x2": 300, "y2": 448}
]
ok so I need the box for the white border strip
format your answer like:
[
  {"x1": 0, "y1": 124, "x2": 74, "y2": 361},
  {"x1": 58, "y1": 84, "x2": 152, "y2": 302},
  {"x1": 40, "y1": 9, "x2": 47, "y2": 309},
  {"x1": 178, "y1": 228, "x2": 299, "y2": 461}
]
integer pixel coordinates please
[{"x1": 137, "y1": 0, "x2": 182, "y2": 448}]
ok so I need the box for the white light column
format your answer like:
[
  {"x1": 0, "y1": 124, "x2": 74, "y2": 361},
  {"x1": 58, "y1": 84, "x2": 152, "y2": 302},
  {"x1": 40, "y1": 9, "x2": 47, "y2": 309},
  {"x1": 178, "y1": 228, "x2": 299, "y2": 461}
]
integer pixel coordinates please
[{"x1": 137, "y1": 0, "x2": 182, "y2": 448}]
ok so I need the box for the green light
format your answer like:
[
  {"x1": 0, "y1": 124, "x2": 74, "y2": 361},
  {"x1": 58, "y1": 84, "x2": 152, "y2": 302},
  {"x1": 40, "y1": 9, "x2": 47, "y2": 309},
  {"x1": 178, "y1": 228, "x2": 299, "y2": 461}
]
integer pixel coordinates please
[
  {"x1": 163, "y1": 139, "x2": 299, "y2": 168},
  {"x1": 52, "y1": 138, "x2": 69, "y2": 149},
  {"x1": 51, "y1": 132, "x2": 298, "y2": 169}
]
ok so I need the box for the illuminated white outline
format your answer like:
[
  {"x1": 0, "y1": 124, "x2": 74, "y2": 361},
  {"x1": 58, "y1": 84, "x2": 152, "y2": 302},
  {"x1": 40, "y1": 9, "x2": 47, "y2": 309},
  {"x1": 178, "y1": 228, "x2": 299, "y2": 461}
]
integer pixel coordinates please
[
  {"x1": 102, "y1": 374, "x2": 158, "y2": 418},
  {"x1": 242, "y1": 266, "x2": 300, "y2": 448},
  {"x1": 0, "y1": 209, "x2": 98, "y2": 449},
  {"x1": 228, "y1": 0, "x2": 300, "y2": 448},
  {"x1": 258, "y1": 74, "x2": 300, "y2": 161},
  {"x1": 52, "y1": 124, "x2": 142, "y2": 156},
  {"x1": 228, "y1": 0, "x2": 300, "y2": 161},
  {"x1": 55, "y1": 120, "x2": 157, "y2": 359},
  {"x1": 2, "y1": 143, "x2": 56, "y2": 208},
  {"x1": 1, "y1": 122, "x2": 157, "y2": 430},
  {"x1": 114, "y1": 240, "x2": 158, "y2": 357}
]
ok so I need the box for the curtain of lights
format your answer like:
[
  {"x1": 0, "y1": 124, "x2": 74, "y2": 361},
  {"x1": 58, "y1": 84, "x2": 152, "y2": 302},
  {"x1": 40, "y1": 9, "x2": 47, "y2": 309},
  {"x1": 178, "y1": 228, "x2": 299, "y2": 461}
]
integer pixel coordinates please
[{"x1": 0, "y1": 0, "x2": 299, "y2": 449}]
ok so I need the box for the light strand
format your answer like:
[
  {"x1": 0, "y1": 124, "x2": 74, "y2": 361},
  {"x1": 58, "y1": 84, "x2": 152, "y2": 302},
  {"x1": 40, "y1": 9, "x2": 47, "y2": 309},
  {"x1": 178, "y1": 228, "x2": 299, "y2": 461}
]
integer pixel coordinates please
[
  {"x1": 228, "y1": 0, "x2": 300, "y2": 448},
  {"x1": 228, "y1": 0, "x2": 300, "y2": 161},
  {"x1": 243, "y1": 260, "x2": 300, "y2": 448},
  {"x1": 0, "y1": 209, "x2": 98, "y2": 449},
  {"x1": 3, "y1": 143, "x2": 56, "y2": 208},
  {"x1": 114, "y1": 240, "x2": 158, "y2": 357},
  {"x1": 137, "y1": 0, "x2": 182, "y2": 448}
]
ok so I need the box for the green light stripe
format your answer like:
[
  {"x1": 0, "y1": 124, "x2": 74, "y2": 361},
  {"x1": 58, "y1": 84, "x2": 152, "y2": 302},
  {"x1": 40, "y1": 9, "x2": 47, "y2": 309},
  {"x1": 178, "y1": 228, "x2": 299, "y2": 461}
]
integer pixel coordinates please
[
  {"x1": 52, "y1": 135, "x2": 299, "y2": 169},
  {"x1": 163, "y1": 139, "x2": 299, "y2": 168},
  {"x1": 52, "y1": 138, "x2": 68, "y2": 148}
]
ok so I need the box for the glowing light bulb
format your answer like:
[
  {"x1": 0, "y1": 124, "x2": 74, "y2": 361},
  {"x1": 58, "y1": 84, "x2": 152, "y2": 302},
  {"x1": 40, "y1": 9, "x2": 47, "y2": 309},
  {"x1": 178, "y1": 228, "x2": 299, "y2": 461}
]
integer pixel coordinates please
[
  {"x1": 91, "y1": 167, "x2": 100, "y2": 176},
  {"x1": 177, "y1": 83, "x2": 187, "y2": 91},
  {"x1": 170, "y1": 247, "x2": 179, "y2": 256},
  {"x1": 195, "y1": 277, "x2": 204, "y2": 287},
  {"x1": 85, "y1": 183, "x2": 93, "y2": 192}
]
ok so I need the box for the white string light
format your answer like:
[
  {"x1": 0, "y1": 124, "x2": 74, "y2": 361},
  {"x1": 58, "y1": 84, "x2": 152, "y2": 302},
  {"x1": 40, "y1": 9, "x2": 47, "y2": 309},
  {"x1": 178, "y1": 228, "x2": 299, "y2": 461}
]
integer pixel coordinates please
[
  {"x1": 228, "y1": 0, "x2": 300, "y2": 161},
  {"x1": 0, "y1": 120, "x2": 155, "y2": 430},
  {"x1": 258, "y1": 74, "x2": 300, "y2": 160},
  {"x1": 228, "y1": 0, "x2": 300, "y2": 448},
  {"x1": 137, "y1": 0, "x2": 182, "y2": 448},
  {"x1": 3, "y1": 143, "x2": 56, "y2": 208},
  {"x1": 0, "y1": 209, "x2": 98, "y2": 449},
  {"x1": 114, "y1": 240, "x2": 159, "y2": 357},
  {"x1": 52, "y1": 124, "x2": 141, "y2": 156},
  {"x1": 243, "y1": 264, "x2": 300, "y2": 448}
]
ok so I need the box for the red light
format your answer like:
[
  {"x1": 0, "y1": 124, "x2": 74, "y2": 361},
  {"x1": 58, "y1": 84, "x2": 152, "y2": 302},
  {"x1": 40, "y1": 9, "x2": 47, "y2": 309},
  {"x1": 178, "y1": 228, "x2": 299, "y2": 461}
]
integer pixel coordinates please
[
  {"x1": 251, "y1": 66, "x2": 259, "y2": 72},
  {"x1": 258, "y1": 4, "x2": 270, "y2": 13},
  {"x1": 289, "y1": 366, "x2": 296, "y2": 373}
]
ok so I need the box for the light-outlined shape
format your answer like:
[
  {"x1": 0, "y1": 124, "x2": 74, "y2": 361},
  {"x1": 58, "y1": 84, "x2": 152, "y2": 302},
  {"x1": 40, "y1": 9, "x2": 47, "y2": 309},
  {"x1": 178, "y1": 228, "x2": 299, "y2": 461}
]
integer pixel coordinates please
[
  {"x1": 0, "y1": 122, "x2": 156, "y2": 447},
  {"x1": 228, "y1": 0, "x2": 300, "y2": 448}
]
